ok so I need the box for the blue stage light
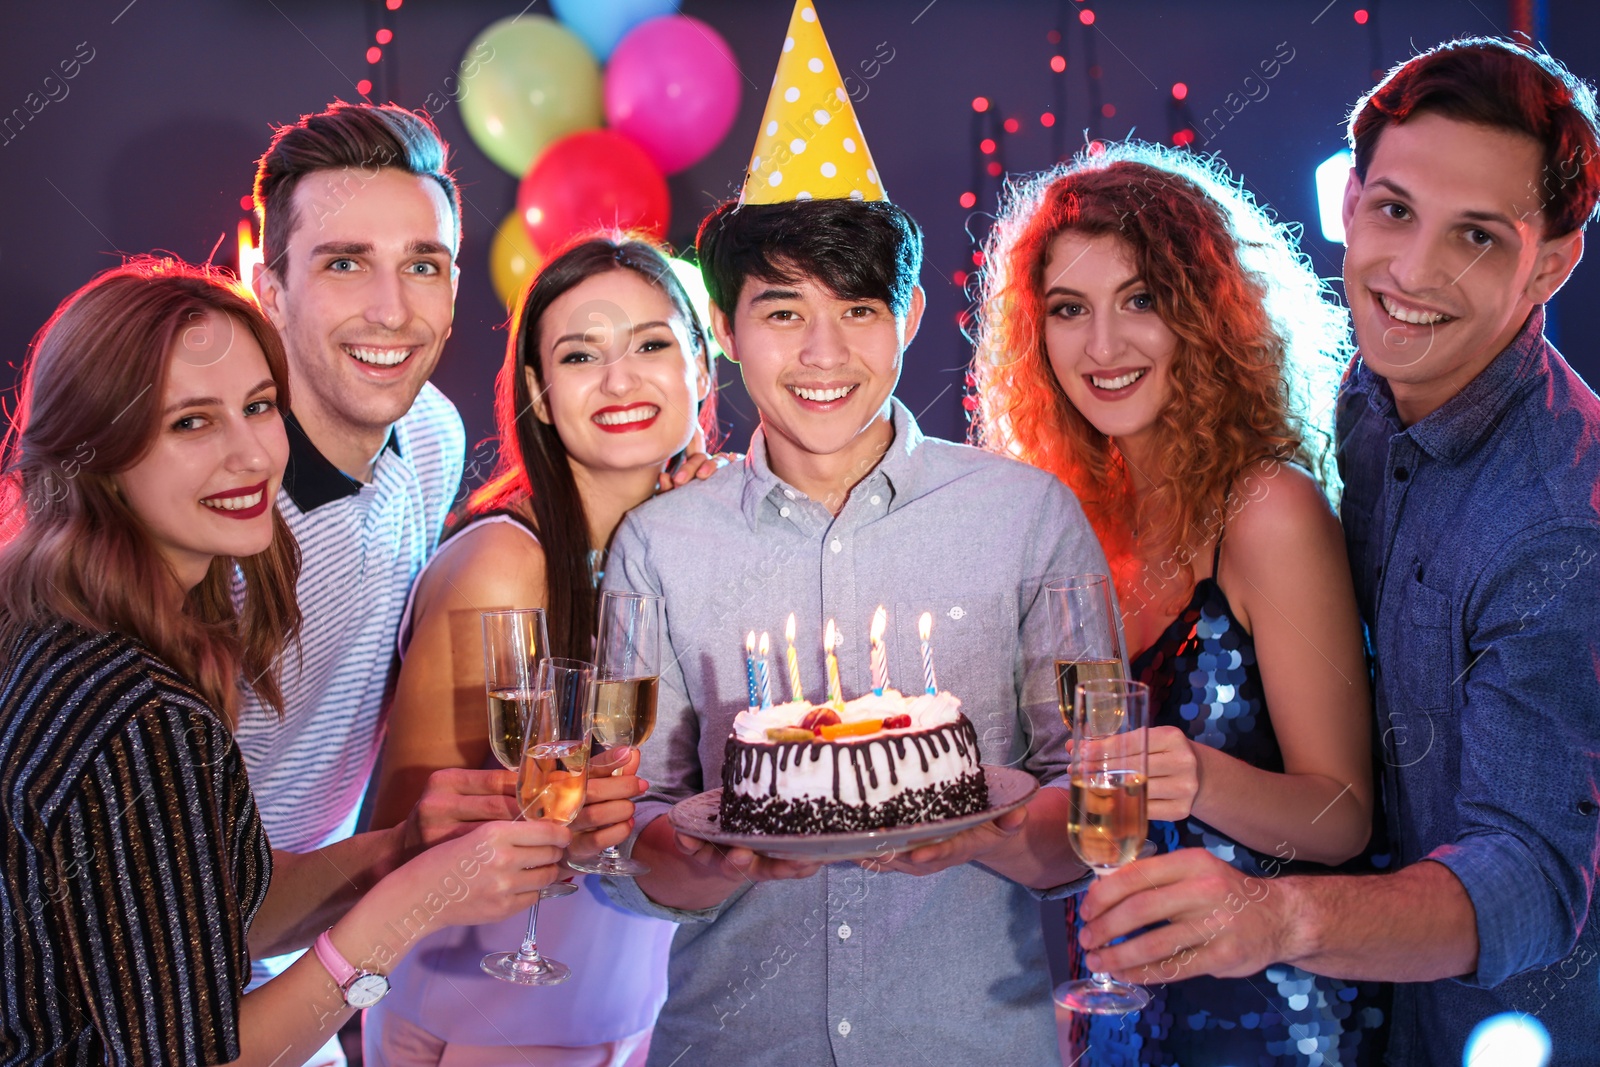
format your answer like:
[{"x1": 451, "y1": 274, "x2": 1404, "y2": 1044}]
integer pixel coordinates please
[
  {"x1": 1463, "y1": 1012, "x2": 1552, "y2": 1067},
  {"x1": 1315, "y1": 150, "x2": 1353, "y2": 244}
]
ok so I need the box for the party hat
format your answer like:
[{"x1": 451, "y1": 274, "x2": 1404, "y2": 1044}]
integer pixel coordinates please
[{"x1": 739, "y1": 0, "x2": 885, "y2": 205}]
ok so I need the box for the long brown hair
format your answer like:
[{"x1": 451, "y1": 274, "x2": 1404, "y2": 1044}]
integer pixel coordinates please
[
  {"x1": 0, "y1": 258, "x2": 301, "y2": 722},
  {"x1": 469, "y1": 234, "x2": 717, "y2": 660},
  {"x1": 972, "y1": 143, "x2": 1347, "y2": 614}
]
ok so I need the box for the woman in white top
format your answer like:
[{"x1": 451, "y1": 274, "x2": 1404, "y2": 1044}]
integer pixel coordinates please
[{"x1": 365, "y1": 235, "x2": 719, "y2": 1066}]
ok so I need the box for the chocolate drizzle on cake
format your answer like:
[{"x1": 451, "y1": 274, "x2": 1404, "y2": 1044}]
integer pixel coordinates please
[{"x1": 720, "y1": 718, "x2": 988, "y2": 834}]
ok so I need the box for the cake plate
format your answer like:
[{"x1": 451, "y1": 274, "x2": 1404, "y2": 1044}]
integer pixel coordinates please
[{"x1": 668, "y1": 765, "x2": 1040, "y2": 863}]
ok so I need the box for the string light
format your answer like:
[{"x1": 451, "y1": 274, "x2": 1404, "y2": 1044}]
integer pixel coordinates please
[
  {"x1": 959, "y1": 191, "x2": 977, "y2": 208},
  {"x1": 366, "y1": 46, "x2": 382, "y2": 64},
  {"x1": 1171, "y1": 82, "x2": 1188, "y2": 100},
  {"x1": 1040, "y1": 112, "x2": 1056, "y2": 127},
  {"x1": 376, "y1": 28, "x2": 393, "y2": 44},
  {"x1": 1050, "y1": 54, "x2": 1066, "y2": 73},
  {"x1": 972, "y1": 96, "x2": 990, "y2": 112},
  {"x1": 1079, "y1": 9, "x2": 1095, "y2": 25},
  {"x1": 1354, "y1": 9, "x2": 1369, "y2": 24},
  {"x1": 980, "y1": 137, "x2": 997, "y2": 154},
  {"x1": 1003, "y1": 117, "x2": 1019, "y2": 133}
]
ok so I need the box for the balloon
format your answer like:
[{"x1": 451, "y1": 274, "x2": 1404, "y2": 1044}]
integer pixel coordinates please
[
  {"x1": 517, "y1": 130, "x2": 670, "y2": 256},
  {"x1": 458, "y1": 16, "x2": 602, "y2": 178},
  {"x1": 549, "y1": 0, "x2": 679, "y2": 61},
  {"x1": 605, "y1": 16, "x2": 743, "y2": 175},
  {"x1": 489, "y1": 209, "x2": 544, "y2": 310}
]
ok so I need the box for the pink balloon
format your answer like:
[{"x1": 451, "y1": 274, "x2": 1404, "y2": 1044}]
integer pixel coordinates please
[{"x1": 605, "y1": 15, "x2": 742, "y2": 175}]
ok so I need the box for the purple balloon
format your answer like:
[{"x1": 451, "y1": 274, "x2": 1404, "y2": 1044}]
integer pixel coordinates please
[{"x1": 605, "y1": 15, "x2": 742, "y2": 176}]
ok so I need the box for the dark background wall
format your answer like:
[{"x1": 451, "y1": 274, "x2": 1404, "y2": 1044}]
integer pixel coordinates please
[{"x1": 4, "y1": 0, "x2": 1597, "y2": 462}]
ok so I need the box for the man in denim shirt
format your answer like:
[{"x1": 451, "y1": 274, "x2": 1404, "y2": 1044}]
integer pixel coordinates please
[{"x1": 1076, "y1": 39, "x2": 1600, "y2": 1065}]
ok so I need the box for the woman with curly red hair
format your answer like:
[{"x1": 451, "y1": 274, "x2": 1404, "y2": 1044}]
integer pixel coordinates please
[{"x1": 974, "y1": 144, "x2": 1388, "y2": 1065}]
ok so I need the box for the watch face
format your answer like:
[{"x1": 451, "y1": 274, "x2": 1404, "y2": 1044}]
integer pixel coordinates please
[{"x1": 345, "y1": 972, "x2": 389, "y2": 1009}]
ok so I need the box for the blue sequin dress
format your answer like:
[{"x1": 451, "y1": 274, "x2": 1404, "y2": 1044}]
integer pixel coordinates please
[{"x1": 1079, "y1": 534, "x2": 1390, "y2": 1066}]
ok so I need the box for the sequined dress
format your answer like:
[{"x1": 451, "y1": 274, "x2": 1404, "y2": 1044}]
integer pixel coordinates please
[{"x1": 1081, "y1": 535, "x2": 1390, "y2": 1066}]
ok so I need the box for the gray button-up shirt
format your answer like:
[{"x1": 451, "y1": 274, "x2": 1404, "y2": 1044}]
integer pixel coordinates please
[{"x1": 602, "y1": 400, "x2": 1105, "y2": 1067}]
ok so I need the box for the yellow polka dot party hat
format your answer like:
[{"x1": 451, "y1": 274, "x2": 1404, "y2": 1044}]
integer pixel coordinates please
[{"x1": 739, "y1": 0, "x2": 885, "y2": 205}]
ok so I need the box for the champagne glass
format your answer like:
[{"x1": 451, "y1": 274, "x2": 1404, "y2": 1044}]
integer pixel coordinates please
[
  {"x1": 481, "y1": 609, "x2": 576, "y2": 899},
  {"x1": 1048, "y1": 574, "x2": 1127, "y2": 729},
  {"x1": 481, "y1": 657, "x2": 595, "y2": 986},
  {"x1": 1056, "y1": 677, "x2": 1152, "y2": 1014},
  {"x1": 568, "y1": 591, "x2": 661, "y2": 877}
]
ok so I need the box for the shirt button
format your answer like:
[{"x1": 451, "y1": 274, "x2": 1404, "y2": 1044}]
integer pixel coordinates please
[
  {"x1": 837, "y1": 923, "x2": 852, "y2": 940},
  {"x1": 783, "y1": 489, "x2": 797, "y2": 500},
  {"x1": 780, "y1": 506, "x2": 791, "y2": 517},
  {"x1": 1393, "y1": 467, "x2": 1409, "y2": 482},
  {"x1": 870, "y1": 494, "x2": 882, "y2": 505},
  {"x1": 837, "y1": 1020, "x2": 851, "y2": 1037},
  {"x1": 830, "y1": 539, "x2": 841, "y2": 554}
]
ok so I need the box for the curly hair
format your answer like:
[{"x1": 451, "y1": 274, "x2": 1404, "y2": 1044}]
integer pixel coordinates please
[{"x1": 971, "y1": 142, "x2": 1348, "y2": 614}]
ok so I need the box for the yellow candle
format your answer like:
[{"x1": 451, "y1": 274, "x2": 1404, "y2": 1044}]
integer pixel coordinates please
[
  {"x1": 869, "y1": 605, "x2": 889, "y2": 695},
  {"x1": 784, "y1": 612, "x2": 805, "y2": 703},
  {"x1": 824, "y1": 619, "x2": 844, "y2": 708}
]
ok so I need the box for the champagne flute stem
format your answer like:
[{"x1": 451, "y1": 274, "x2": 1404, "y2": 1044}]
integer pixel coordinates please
[{"x1": 514, "y1": 897, "x2": 544, "y2": 968}]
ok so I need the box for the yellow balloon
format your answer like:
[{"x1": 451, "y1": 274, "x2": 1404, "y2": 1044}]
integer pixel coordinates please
[
  {"x1": 459, "y1": 16, "x2": 604, "y2": 177},
  {"x1": 489, "y1": 211, "x2": 543, "y2": 310}
]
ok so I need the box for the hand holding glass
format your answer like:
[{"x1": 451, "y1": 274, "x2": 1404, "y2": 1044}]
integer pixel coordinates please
[
  {"x1": 481, "y1": 657, "x2": 594, "y2": 986},
  {"x1": 1057, "y1": 678, "x2": 1151, "y2": 1015}
]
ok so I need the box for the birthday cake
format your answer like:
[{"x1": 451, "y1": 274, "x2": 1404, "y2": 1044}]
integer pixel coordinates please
[{"x1": 718, "y1": 688, "x2": 989, "y2": 835}]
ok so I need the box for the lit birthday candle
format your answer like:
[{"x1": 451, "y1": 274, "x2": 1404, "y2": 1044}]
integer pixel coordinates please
[
  {"x1": 757, "y1": 632, "x2": 773, "y2": 709},
  {"x1": 869, "y1": 605, "x2": 889, "y2": 696},
  {"x1": 784, "y1": 612, "x2": 805, "y2": 703},
  {"x1": 744, "y1": 630, "x2": 759, "y2": 709},
  {"x1": 824, "y1": 619, "x2": 844, "y2": 708},
  {"x1": 919, "y1": 611, "x2": 938, "y2": 696}
]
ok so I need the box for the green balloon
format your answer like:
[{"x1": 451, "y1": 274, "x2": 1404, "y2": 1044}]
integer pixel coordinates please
[{"x1": 458, "y1": 15, "x2": 603, "y2": 177}]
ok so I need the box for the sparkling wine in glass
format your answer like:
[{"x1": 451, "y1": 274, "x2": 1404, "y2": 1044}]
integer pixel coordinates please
[
  {"x1": 1057, "y1": 677, "x2": 1152, "y2": 1015},
  {"x1": 1048, "y1": 574, "x2": 1127, "y2": 728},
  {"x1": 482, "y1": 657, "x2": 595, "y2": 986},
  {"x1": 569, "y1": 591, "x2": 661, "y2": 878},
  {"x1": 481, "y1": 610, "x2": 577, "y2": 899}
]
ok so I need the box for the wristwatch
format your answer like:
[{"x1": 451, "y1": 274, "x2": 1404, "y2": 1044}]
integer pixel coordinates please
[{"x1": 312, "y1": 929, "x2": 390, "y2": 1009}]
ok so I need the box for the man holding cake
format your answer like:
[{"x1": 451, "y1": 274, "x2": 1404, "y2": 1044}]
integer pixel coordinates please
[{"x1": 600, "y1": 3, "x2": 1104, "y2": 1063}]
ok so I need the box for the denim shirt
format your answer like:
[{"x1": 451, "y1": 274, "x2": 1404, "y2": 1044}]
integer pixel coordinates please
[
  {"x1": 1337, "y1": 308, "x2": 1600, "y2": 1067},
  {"x1": 600, "y1": 400, "x2": 1105, "y2": 1067}
]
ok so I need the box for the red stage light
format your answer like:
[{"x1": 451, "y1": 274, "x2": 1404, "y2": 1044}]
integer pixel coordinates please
[
  {"x1": 1173, "y1": 129, "x2": 1195, "y2": 147},
  {"x1": 376, "y1": 28, "x2": 393, "y2": 44},
  {"x1": 1003, "y1": 118, "x2": 1019, "y2": 133},
  {"x1": 986, "y1": 160, "x2": 1003, "y2": 177},
  {"x1": 972, "y1": 96, "x2": 990, "y2": 113},
  {"x1": 357, "y1": 79, "x2": 372, "y2": 95},
  {"x1": 1040, "y1": 112, "x2": 1056, "y2": 128},
  {"x1": 959, "y1": 191, "x2": 977, "y2": 209},
  {"x1": 1079, "y1": 9, "x2": 1095, "y2": 25},
  {"x1": 953, "y1": 270, "x2": 968, "y2": 287},
  {"x1": 1172, "y1": 82, "x2": 1188, "y2": 100},
  {"x1": 1354, "y1": 9, "x2": 1369, "y2": 23},
  {"x1": 980, "y1": 138, "x2": 997, "y2": 154},
  {"x1": 1101, "y1": 103, "x2": 1116, "y2": 118},
  {"x1": 239, "y1": 195, "x2": 254, "y2": 211},
  {"x1": 366, "y1": 46, "x2": 382, "y2": 64},
  {"x1": 1050, "y1": 55, "x2": 1066, "y2": 73}
]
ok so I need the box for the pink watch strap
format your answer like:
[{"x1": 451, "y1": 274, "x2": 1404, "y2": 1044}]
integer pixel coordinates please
[{"x1": 313, "y1": 929, "x2": 356, "y2": 987}]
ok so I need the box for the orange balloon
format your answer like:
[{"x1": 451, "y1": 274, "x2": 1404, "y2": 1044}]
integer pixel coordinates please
[{"x1": 489, "y1": 210, "x2": 544, "y2": 310}]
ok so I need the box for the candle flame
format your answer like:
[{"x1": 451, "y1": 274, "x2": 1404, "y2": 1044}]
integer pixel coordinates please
[
  {"x1": 785, "y1": 612, "x2": 797, "y2": 644},
  {"x1": 870, "y1": 604, "x2": 887, "y2": 642},
  {"x1": 825, "y1": 618, "x2": 838, "y2": 651},
  {"x1": 746, "y1": 630, "x2": 756, "y2": 652},
  {"x1": 759, "y1": 632, "x2": 770, "y2": 656},
  {"x1": 919, "y1": 611, "x2": 933, "y2": 641}
]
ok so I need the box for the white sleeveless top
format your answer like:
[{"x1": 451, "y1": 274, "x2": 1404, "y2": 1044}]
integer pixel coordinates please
[{"x1": 382, "y1": 514, "x2": 674, "y2": 1045}]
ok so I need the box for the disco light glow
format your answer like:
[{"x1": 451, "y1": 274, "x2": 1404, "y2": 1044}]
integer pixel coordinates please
[
  {"x1": 1463, "y1": 1013, "x2": 1551, "y2": 1067},
  {"x1": 1315, "y1": 149, "x2": 1353, "y2": 243}
]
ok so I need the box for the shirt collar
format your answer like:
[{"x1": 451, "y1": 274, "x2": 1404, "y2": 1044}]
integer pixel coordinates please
[
  {"x1": 1355, "y1": 306, "x2": 1549, "y2": 465},
  {"x1": 738, "y1": 397, "x2": 928, "y2": 530},
  {"x1": 280, "y1": 411, "x2": 402, "y2": 512}
]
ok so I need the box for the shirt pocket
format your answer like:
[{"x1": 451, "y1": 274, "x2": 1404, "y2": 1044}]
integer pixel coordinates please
[
  {"x1": 895, "y1": 592, "x2": 1020, "y2": 762},
  {"x1": 1399, "y1": 580, "x2": 1455, "y2": 712}
]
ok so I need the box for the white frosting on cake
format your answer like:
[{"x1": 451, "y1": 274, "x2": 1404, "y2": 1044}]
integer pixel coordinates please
[
  {"x1": 731, "y1": 687, "x2": 961, "y2": 742},
  {"x1": 725, "y1": 688, "x2": 978, "y2": 809}
]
